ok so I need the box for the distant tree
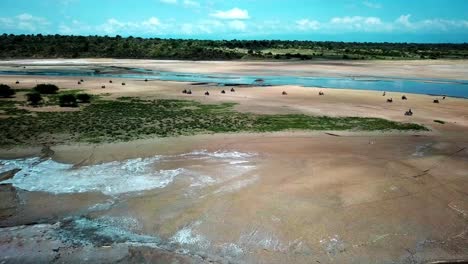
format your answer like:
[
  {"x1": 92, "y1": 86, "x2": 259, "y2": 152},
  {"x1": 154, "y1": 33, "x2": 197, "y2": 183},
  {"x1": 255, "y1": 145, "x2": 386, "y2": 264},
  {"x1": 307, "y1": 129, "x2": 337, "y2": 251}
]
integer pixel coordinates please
[
  {"x1": 59, "y1": 94, "x2": 77, "y2": 107},
  {"x1": 0, "y1": 84, "x2": 15, "y2": 98},
  {"x1": 26, "y1": 92, "x2": 42, "y2": 106},
  {"x1": 34, "y1": 84, "x2": 59, "y2": 94},
  {"x1": 0, "y1": 34, "x2": 467, "y2": 61},
  {"x1": 76, "y1": 93, "x2": 91, "y2": 103}
]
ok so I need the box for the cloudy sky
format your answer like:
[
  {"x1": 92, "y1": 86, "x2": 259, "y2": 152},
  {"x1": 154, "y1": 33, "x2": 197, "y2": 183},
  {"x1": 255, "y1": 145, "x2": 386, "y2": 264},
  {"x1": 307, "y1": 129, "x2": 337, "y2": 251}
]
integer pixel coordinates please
[{"x1": 0, "y1": 0, "x2": 467, "y2": 42}]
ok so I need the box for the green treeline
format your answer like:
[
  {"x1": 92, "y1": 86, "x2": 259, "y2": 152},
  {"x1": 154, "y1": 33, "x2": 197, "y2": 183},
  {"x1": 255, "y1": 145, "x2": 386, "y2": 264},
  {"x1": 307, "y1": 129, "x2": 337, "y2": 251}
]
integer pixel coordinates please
[{"x1": 1, "y1": 34, "x2": 467, "y2": 60}]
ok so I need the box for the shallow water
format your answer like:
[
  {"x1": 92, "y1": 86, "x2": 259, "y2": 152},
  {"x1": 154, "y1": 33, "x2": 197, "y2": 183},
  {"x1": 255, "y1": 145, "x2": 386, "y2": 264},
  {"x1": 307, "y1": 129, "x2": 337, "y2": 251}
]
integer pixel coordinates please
[
  {"x1": 0, "y1": 150, "x2": 257, "y2": 196},
  {"x1": 0, "y1": 150, "x2": 262, "y2": 261},
  {"x1": 1, "y1": 67, "x2": 467, "y2": 98}
]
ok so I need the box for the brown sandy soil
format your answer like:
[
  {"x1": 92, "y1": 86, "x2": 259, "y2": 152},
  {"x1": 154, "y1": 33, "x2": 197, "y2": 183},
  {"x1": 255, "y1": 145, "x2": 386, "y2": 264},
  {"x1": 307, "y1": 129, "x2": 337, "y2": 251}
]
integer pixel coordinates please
[
  {"x1": 0, "y1": 60, "x2": 467, "y2": 263},
  {"x1": 1, "y1": 133, "x2": 467, "y2": 263}
]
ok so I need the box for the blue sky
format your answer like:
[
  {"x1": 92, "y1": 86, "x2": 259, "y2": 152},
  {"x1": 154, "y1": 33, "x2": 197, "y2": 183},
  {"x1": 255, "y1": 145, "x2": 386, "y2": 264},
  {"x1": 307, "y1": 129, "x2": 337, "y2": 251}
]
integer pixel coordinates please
[{"x1": 0, "y1": 0, "x2": 467, "y2": 42}]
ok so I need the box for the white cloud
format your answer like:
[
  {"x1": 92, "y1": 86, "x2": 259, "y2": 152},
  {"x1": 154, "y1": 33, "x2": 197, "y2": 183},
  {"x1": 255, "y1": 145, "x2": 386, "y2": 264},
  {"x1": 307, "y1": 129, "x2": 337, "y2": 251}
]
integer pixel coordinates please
[
  {"x1": 58, "y1": 20, "x2": 92, "y2": 35},
  {"x1": 183, "y1": 0, "x2": 200, "y2": 8},
  {"x1": 160, "y1": 0, "x2": 200, "y2": 8},
  {"x1": 58, "y1": 24, "x2": 73, "y2": 34},
  {"x1": 363, "y1": 1, "x2": 382, "y2": 9},
  {"x1": 178, "y1": 19, "x2": 249, "y2": 35},
  {"x1": 296, "y1": 16, "x2": 386, "y2": 32},
  {"x1": 180, "y1": 23, "x2": 194, "y2": 34},
  {"x1": 331, "y1": 16, "x2": 382, "y2": 26},
  {"x1": 422, "y1": 19, "x2": 468, "y2": 30},
  {"x1": 228, "y1": 20, "x2": 246, "y2": 31},
  {"x1": 97, "y1": 17, "x2": 164, "y2": 34},
  {"x1": 210, "y1": 8, "x2": 249, "y2": 20},
  {"x1": 0, "y1": 17, "x2": 14, "y2": 27},
  {"x1": 293, "y1": 15, "x2": 468, "y2": 34},
  {"x1": 329, "y1": 16, "x2": 386, "y2": 31},
  {"x1": 2, "y1": 11, "x2": 467, "y2": 38},
  {"x1": 142, "y1": 17, "x2": 161, "y2": 27},
  {"x1": 0, "y1": 13, "x2": 49, "y2": 32},
  {"x1": 395, "y1": 14, "x2": 468, "y2": 31},
  {"x1": 396, "y1": 14, "x2": 412, "y2": 28},
  {"x1": 254, "y1": 20, "x2": 285, "y2": 31},
  {"x1": 296, "y1": 19, "x2": 320, "y2": 30}
]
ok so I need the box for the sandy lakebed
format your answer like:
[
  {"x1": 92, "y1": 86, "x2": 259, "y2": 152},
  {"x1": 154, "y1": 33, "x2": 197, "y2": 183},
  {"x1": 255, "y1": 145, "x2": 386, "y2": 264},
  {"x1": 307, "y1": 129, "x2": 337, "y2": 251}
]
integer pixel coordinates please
[{"x1": 0, "y1": 59, "x2": 467, "y2": 264}]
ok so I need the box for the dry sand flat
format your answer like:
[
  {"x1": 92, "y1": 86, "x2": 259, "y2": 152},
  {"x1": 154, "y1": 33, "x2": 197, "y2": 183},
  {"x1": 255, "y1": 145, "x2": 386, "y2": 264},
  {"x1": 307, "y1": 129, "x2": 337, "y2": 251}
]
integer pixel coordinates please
[
  {"x1": 2, "y1": 58, "x2": 468, "y2": 80},
  {"x1": 0, "y1": 59, "x2": 467, "y2": 263},
  {"x1": 128, "y1": 59, "x2": 468, "y2": 80}
]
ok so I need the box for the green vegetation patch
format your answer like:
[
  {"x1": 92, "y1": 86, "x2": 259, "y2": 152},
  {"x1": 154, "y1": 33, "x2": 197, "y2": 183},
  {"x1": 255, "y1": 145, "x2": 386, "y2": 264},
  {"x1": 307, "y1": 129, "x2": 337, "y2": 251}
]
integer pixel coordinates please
[
  {"x1": 0, "y1": 98, "x2": 428, "y2": 146},
  {"x1": 434, "y1": 120, "x2": 446, "y2": 124},
  {"x1": 254, "y1": 115, "x2": 426, "y2": 132},
  {"x1": 43, "y1": 89, "x2": 83, "y2": 105},
  {"x1": 34, "y1": 84, "x2": 59, "y2": 94},
  {"x1": 0, "y1": 100, "x2": 28, "y2": 116}
]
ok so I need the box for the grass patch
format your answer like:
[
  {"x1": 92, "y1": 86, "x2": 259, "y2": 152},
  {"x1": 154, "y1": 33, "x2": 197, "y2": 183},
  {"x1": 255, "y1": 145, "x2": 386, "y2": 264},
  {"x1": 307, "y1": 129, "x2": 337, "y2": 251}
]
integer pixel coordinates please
[
  {"x1": 0, "y1": 98, "x2": 428, "y2": 146},
  {"x1": 253, "y1": 115, "x2": 426, "y2": 132},
  {"x1": 434, "y1": 120, "x2": 446, "y2": 124},
  {"x1": 0, "y1": 100, "x2": 29, "y2": 115}
]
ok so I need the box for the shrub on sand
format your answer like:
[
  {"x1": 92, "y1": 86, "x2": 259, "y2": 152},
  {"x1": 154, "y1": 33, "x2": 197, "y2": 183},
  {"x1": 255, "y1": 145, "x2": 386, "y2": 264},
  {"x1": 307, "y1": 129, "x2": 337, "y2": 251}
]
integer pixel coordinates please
[
  {"x1": 34, "y1": 84, "x2": 59, "y2": 94},
  {"x1": 76, "y1": 93, "x2": 91, "y2": 103},
  {"x1": 59, "y1": 94, "x2": 78, "y2": 107},
  {"x1": 26, "y1": 92, "x2": 42, "y2": 106},
  {"x1": 0, "y1": 84, "x2": 15, "y2": 98}
]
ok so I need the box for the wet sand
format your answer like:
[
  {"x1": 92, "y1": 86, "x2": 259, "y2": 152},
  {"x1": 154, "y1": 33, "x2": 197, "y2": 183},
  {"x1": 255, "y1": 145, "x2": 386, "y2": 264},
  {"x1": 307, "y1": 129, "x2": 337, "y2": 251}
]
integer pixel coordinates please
[
  {"x1": 1, "y1": 133, "x2": 468, "y2": 263},
  {"x1": 0, "y1": 59, "x2": 468, "y2": 263}
]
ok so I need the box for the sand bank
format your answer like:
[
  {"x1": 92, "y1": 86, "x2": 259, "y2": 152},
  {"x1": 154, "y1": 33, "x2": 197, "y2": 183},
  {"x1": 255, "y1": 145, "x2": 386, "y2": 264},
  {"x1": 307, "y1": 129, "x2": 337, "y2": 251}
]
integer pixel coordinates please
[{"x1": 1, "y1": 58, "x2": 468, "y2": 80}]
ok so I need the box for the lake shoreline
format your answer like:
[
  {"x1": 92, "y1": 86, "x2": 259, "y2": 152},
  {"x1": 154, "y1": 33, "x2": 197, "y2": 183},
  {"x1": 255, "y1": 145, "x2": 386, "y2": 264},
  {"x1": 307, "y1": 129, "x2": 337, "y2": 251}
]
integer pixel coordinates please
[{"x1": 1, "y1": 58, "x2": 468, "y2": 98}]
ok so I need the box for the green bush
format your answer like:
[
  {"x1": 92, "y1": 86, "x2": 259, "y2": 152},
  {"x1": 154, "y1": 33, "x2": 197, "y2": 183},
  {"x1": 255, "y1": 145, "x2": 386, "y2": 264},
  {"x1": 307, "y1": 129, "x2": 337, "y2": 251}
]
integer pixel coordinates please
[
  {"x1": 59, "y1": 94, "x2": 78, "y2": 107},
  {"x1": 26, "y1": 92, "x2": 42, "y2": 105},
  {"x1": 34, "y1": 84, "x2": 59, "y2": 94},
  {"x1": 0, "y1": 84, "x2": 15, "y2": 98},
  {"x1": 76, "y1": 93, "x2": 91, "y2": 103}
]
